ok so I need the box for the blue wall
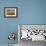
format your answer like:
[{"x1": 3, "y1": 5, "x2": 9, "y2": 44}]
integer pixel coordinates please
[{"x1": 0, "y1": 0, "x2": 46, "y2": 44}]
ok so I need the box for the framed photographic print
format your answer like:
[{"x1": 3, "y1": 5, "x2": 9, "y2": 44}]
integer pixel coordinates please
[
  {"x1": 18, "y1": 24, "x2": 46, "y2": 42},
  {"x1": 4, "y1": 7, "x2": 18, "y2": 18}
]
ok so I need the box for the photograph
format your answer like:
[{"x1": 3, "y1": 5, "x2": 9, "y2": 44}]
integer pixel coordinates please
[{"x1": 4, "y1": 7, "x2": 18, "y2": 18}]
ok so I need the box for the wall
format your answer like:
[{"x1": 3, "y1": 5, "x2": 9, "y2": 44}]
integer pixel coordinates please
[{"x1": 0, "y1": 0, "x2": 46, "y2": 44}]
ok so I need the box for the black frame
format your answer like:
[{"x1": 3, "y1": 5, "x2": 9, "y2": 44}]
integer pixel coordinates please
[{"x1": 4, "y1": 7, "x2": 18, "y2": 18}]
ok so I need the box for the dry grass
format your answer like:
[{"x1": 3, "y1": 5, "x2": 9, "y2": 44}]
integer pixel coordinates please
[{"x1": 7, "y1": 12, "x2": 15, "y2": 15}]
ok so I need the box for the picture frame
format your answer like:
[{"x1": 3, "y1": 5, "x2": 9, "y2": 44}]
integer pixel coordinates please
[
  {"x1": 18, "y1": 24, "x2": 46, "y2": 42},
  {"x1": 4, "y1": 7, "x2": 18, "y2": 18}
]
